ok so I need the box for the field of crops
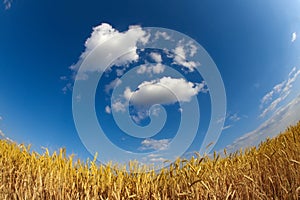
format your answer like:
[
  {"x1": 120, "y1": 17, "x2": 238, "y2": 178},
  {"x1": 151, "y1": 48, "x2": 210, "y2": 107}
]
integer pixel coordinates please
[{"x1": 1, "y1": 122, "x2": 300, "y2": 200}]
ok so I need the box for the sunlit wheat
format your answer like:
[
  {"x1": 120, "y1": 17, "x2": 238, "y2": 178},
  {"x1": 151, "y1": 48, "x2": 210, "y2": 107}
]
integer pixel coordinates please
[{"x1": 1, "y1": 122, "x2": 300, "y2": 199}]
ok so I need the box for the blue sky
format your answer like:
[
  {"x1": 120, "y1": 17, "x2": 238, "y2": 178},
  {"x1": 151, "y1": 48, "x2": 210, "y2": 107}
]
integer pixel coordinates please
[{"x1": 1, "y1": 0, "x2": 300, "y2": 165}]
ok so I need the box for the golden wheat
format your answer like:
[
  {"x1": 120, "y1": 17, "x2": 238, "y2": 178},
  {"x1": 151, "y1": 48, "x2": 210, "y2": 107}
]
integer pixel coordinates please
[{"x1": 1, "y1": 122, "x2": 300, "y2": 199}]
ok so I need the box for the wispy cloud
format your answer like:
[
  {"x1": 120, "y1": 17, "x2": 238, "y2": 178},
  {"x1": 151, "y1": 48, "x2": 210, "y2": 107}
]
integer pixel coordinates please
[
  {"x1": 3, "y1": 0, "x2": 13, "y2": 10},
  {"x1": 147, "y1": 154, "x2": 167, "y2": 163},
  {"x1": 259, "y1": 67, "x2": 300, "y2": 118},
  {"x1": 0, "y1": 129, "x2": 13, "y2": 142},
  {"x1": 222, "y1": 125, "x2": 232, "y2": 131},
  {"x1": 62, "y1": 83, "x2": 72, "y2": 94},
  {"x1": 291, "y1": 32, "x2": 297, "y2": 43},
  {"x1": 140, "y1": 153, "x2": 167, "y2": 164},
  {"x1": 220, "y1": 112, "x2": 243, "y2": 131},
  {"x1": 60, "y1": 76, "x2": 68, "y2": 81},
  {"x1": 0, "y1": 130, "x2": 4, "y2": 138},
  {"x1": 225, "y1": 94, "x2": 300, "y2": 153},
  {"x1": 228, "y1": 113, "x2": 241, "y2": 122},
  {"x1": 140, "y1": 138, "x2": 171, "y2": 151}
]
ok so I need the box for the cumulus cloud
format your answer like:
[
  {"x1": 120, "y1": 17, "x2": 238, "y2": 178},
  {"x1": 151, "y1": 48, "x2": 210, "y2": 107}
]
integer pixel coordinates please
[
  {"x1": 260, "y1": 67, "x2": 300, "y2": 118},
  {"x1": 130, "y1": 109, "x2": 149, "y2": 124},
  {"x1": 111, "y1": 100, "x2": 126, "y2": 113},
  {"x1": 124, "y1": 77, "x2": 206, "y2": 107},
  {"x1": 172, "y1": 40, "x2": 199, "y2": 72},
  {"x1": 140, "y1": 138, "x2": 171, "y2": 151},
  {"x1": 225, "y1": 94, "x2": 300, "y2": 153},
  {"x1": 105, "y1": 78, "x2": 122, "y2": 94},
  {"x1": 3, "y1": 0, "x2": 12, "y2": 10},
  {"x1": 105, "y1": 106, "x2": 111, "y2": 114},
  {"x1": 69, "y1": 23, "x2": 150, "y2": 80},
  {"x1": 291, "y1": 32, "x2": 297, "y2": 43},
  {"x1": 150, "y1": 106, "x2": 162, "y2": 116},
  {"x1": 154, "y1": 31, "x2": 172, "y2": 41},
  {"x1": 149, "y1": 52, "x2": 162, "y2": 63},
  {"x1": 136, "y1": 63, "x2": 165, "y2": 75},
  {"x1": 135, "y1": 53, "x2": 164, "y2": 75},
  {"x1": 119, "y1": 77, "x2": 206, "y2": 123}
]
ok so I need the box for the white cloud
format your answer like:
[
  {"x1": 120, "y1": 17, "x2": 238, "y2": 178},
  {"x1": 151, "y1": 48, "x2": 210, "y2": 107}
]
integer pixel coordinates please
[
  {"x1": 105, "y1": 78, "x2": 122, "y2": 94},
  {"x1": 260, "y1": 92, "x2": 290, "y2": 118},
  {"x1": 229, "y1": 113, "x2": 241, "y2": 122},
  {"x1": 111, "y1": 100, "x2": 126, "y2": 113},
  {"x1": 260, "y1": 67, "x2": 300, "y2": 118},
  {"x1": 131, "y1": 109, "x2": 149, "y2": 124},
  {"x1": 154, "y1": 31, "x2": 172, "y2": 41},
  {"x1": 135, "y1": 53, "x2": 164, "y2": 76},
  {"x1": 136, "y1": 65, "x2": 147, "y2": 74},
  {"x1": 149, "y1": 52, "x2": 162, "y2": 63},
  {"x1": 222, "y1": 125, "x2": 232, "y2": 131},
  {"x1": 220, "y1": 113, "x2": 241, "y2": 131},
  {"x1": 75, "y1": 95, "x2": 81, "y2": 102},
  {"x1": 129, "y1": 105, "x2": 162, "y2": 123},
  {"x1": 124, "y1": 77, "x2": 206, "y2": 106},
  {"x1": 3, "y1": 0, "x2": 12, "y2": 10},
  {"x1": 261, "y1": 90, "x2": 274, "y2": 106},
  {"x1": 136, "y1": 63, "x2": 165, "y2": 75},
  {"x1": 105, "y1": 106, "x2": 111, "y2": 114},
  {"x1": 187, "y1": 41, "x2": 198, "y2": 57},
  {"x1": 141, "y1": 153, "x2": 167, "y2": 163},
  {"x1": 291, "y1": 32, "x2": 297, "y2": 43},
  {"x1": 149, "y1": 64, "x2": 164, "y2": 74},
  {"x1": 140, "y1": 138, "x2": 171, "y2": 151},
  {"x1": 0, "y1": 130, "x2": 4, "y2": 137},
  {"x1": 0, "y1": 129, "x2": 13, "y2": 142},
  {"x1": 289, "y1": 66, "x2": 297, "y2": 77},
  {"x1": 150, "y1": 106, "x2": 161, "y2": 116},
  {"x1": 148, "y1": 157, "x2": 166, "y2": 163},
  {"x1": 225, "y1": 94, "x2": 300, "y2": 153},
  {"x1": 116, "y1": 68, "x2": 126, "y2": 77},
  {"x1": 62, "y1": 83, "x2": 72, "y2": 94},
  {"x1": 172, "y1": 40, "x2": 199, "y2": 72},
  {"x1": 60, "y1": 76, "x2": 68, "y2": 81},
  {"x1": 0, "y1": 116, "x2": 2, "y2": 121},
  {"x1": 217, "y1": 116, "x2": 226, "y2": 124},
  {"x1": 69, "y1": 23, "x2": 150, "y2": 80}
]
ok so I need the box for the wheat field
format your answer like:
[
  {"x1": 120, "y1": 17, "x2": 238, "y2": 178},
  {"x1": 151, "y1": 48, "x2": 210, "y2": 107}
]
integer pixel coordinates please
[{"x1": 0, "y1": 122, "x2": 300, "y2": 200}]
